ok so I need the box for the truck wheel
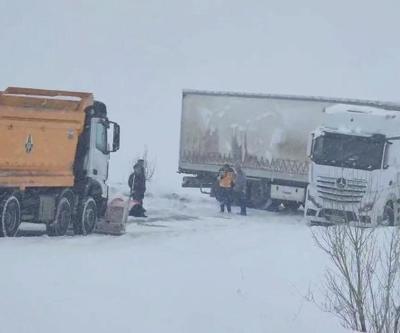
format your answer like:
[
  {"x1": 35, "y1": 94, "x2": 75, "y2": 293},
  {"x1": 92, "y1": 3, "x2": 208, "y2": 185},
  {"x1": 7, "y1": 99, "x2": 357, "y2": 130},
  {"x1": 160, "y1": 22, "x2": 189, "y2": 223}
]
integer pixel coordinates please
[
  {"x1": 47, "y1": 197, "x2": 72, "y2": 236},
  {"x1": 266, "y1": 199, "x2": 281, "y2": 212},
  {"x1": 248, "y1": 182, "x2": 268, "y2": 209},
  {"x1": 0, "y1": 195, "x2": 21, "y2": 237},
  {"x1": 283, "y1": 201, "x2": 301, "y2": 211},
  {"x1": 383, "y1": 202, "x2": 394, "y2": 226},
  {"x1": 74, "y1": 197, "x2": 97, "y2": 235}
]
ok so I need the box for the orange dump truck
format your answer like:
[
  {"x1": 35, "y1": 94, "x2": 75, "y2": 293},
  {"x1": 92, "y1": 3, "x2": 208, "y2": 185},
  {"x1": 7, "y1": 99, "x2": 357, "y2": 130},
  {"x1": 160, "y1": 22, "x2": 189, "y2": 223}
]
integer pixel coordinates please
[{"x1": 0, "y1": 87, "x2": 120, "y2": 236}]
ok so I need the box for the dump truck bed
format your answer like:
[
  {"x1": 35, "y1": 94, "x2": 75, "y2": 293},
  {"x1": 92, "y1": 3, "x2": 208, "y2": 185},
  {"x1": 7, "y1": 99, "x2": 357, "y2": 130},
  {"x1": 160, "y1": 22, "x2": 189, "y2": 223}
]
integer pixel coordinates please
[{"x1": 0, "y1": 87, "x2": 93, "y2": 188}]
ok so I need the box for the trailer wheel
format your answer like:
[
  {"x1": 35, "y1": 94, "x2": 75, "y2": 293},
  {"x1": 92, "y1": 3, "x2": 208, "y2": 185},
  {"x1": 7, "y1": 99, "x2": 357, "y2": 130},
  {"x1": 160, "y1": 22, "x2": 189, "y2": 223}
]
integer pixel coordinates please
[
  {"x1": 247, "y1": 181, "x2": 268, "y2": 209},
  {"x1": 0, "y1": 195, "x2": 21, "y2": 237},
  {"x1": 47, "y1": 197, "x2": 72, "y2": 236},
  {"x1": 383, "y1": 202, "x2": 394, "y2": 226},
  {"x1": 283, "y1": 201, "x2": 301, "y2": 211},
  {"x1": 74, "y1": 197, "x2": 97, "y2": 235},
  {"x1": 266, "y1": 199, "x2": 281, "y2": 212}
]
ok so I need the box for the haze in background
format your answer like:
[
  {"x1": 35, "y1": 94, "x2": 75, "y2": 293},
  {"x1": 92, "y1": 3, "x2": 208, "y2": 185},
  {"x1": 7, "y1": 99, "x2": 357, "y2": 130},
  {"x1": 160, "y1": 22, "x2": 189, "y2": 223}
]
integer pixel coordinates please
[{"x1": 1, "y1": 0, "x2": 399, "y2": 191}]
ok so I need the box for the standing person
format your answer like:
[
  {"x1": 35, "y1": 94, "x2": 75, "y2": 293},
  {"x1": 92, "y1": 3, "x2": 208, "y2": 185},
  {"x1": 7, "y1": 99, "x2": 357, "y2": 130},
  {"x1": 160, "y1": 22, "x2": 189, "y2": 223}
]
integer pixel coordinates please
[
  {"x1": 234, "y1": 163, "x2": 247, "y2": 216},
  {"x1": 218, "y1": 163, "x2": 235, "y2": 213},
  {"x1": 128, "y1": 159, "x2": 147, "y2": 217}
]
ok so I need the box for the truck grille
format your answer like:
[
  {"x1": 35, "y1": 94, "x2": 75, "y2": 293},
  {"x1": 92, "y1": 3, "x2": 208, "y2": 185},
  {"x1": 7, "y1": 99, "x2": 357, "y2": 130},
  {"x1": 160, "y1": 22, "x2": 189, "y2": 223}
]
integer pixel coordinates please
[{"x1": 316, "y1": 176, "x2": 367, "y2": 204}]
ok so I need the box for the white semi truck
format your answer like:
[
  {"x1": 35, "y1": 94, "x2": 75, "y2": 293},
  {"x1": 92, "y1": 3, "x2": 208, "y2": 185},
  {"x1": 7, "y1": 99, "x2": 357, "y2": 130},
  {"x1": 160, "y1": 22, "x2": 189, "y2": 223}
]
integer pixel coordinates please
[
  {"x1": 178, "y1": 90, "x2": 400, "y2": 209},
  {"x1": 305, "y1": 104, "x2": 400, "y2": 226}
]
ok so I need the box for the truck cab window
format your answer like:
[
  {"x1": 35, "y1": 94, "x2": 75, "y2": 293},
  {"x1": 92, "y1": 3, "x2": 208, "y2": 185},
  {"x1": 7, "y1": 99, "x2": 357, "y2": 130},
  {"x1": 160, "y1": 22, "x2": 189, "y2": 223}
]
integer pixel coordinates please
[
  {"x1": 96, "y1": 122, "x2": 107, "y2": 153},
  {"x1": 311, "y1": 133, "x2": 385, "y2": 171}
]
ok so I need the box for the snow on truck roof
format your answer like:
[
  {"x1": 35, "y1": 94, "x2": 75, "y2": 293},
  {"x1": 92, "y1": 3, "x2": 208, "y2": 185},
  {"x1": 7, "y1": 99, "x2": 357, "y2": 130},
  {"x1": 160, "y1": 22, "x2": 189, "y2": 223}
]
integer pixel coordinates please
[
  {"x1": 325, "y1": 104, "x2": 399, "y2": 118},
  {"x1": 317, "y1": 103, "x2": 400, "y2": 138},
  {"x1": 183, "y1": 89, "x2": 400, "y2": 112}
]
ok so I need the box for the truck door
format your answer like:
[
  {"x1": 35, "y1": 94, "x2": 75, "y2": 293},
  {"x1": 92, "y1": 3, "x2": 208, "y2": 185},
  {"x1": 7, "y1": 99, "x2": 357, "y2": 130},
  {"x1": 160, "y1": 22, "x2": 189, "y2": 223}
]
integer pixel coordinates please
[{"x1": 88, "y1": 118, "x2": 110, "y2": 198}]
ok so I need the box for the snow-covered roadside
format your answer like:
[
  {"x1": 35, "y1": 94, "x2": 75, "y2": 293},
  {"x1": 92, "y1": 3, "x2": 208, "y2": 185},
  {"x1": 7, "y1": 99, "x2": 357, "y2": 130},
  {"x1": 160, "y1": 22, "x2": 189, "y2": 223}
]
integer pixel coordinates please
[{"x1": 0, "y1": 190, "x2": 349, "y2": 333}]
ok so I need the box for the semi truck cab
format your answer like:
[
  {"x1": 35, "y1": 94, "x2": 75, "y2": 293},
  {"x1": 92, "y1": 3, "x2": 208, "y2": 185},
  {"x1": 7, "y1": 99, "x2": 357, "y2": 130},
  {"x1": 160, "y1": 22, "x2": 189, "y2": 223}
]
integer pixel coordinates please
[{"x1": 305, "y1": 104, "x2": 400, "y2": 226}]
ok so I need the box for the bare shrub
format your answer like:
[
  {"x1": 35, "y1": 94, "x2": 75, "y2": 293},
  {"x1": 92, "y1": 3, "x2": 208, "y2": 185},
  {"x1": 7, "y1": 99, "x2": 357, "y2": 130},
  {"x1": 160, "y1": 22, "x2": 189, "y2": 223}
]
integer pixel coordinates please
[
  {"x1": 133, "y1": 146, "x2": 156, "y2": 181},
  {"x1": 141, "y1": 146, "x2": 156, "y2": 181},
  {"x1": 312, "y1": 225, "x2": 400, "y2": 333}
]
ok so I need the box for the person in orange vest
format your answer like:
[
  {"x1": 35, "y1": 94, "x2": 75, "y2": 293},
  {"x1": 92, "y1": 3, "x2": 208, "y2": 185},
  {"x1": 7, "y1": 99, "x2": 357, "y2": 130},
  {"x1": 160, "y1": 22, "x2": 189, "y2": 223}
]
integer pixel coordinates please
[{"x1": 218, "y1": 163, "x2": 235, "y2": 213}]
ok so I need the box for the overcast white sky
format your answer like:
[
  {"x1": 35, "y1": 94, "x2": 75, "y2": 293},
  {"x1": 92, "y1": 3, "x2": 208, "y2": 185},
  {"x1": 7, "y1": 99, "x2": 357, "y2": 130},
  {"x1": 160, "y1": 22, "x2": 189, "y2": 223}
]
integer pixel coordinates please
[{"x1": 1, "y1": 0, "x2": 399, "y2": 190}]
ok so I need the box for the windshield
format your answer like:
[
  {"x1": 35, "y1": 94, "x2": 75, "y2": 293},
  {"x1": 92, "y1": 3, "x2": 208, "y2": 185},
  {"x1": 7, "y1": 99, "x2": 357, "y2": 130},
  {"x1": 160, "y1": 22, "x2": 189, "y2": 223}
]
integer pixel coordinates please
[{"x1": 311, "y1": 132, "x2": 385, "y2": 170}]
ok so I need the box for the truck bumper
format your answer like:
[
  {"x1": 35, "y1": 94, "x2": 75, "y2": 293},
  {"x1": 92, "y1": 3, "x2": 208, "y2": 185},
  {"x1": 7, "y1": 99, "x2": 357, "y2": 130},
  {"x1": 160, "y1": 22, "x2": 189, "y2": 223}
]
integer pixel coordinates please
[{"x1": 305, "y1": 205, "x2": 373, "y2": 226}]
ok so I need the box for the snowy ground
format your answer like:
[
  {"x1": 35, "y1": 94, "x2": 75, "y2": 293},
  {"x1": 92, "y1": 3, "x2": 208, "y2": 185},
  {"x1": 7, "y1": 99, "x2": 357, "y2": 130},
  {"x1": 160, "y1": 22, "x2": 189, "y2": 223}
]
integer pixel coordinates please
[{"x1": 0, "y1": 189, "x2": 350, "y2": 333}]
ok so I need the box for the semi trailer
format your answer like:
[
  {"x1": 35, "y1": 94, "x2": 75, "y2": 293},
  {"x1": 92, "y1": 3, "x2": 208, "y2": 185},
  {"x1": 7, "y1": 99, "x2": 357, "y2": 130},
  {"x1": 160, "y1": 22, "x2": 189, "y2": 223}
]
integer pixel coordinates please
[
  {"x1": 178, "y1": 90, "x2": 400, "y2": 209},
  {"x1": 0, "y1": 87, "x2": 120, "y2": 236}
]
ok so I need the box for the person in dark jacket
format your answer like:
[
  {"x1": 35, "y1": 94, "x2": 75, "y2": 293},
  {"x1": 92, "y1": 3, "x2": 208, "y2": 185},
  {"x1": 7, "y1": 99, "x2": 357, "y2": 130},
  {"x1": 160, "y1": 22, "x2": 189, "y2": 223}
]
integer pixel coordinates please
[
  {"x1": 128, "y1": 159, "x2": 147, "y2": 217},
  {"x1": 217, "y1": 163, "x2": 235, "y2": 213},
  {"x1": 234, "y1": 163, "x2": 247, "y2": 216}
]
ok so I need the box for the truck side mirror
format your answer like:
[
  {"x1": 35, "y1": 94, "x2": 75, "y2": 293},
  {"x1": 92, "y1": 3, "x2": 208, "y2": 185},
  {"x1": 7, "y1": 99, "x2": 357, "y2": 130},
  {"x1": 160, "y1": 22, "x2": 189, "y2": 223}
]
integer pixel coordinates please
[{"x1": 108, "y1": 121, "x2": 120, "y2": 152}]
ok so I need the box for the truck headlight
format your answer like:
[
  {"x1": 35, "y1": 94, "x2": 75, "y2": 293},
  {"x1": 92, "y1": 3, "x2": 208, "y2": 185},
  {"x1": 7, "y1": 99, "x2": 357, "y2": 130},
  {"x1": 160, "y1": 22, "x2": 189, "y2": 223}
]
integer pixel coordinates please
[{"x1": 359, "y1": 202, "x2": 374, "y2": 212}]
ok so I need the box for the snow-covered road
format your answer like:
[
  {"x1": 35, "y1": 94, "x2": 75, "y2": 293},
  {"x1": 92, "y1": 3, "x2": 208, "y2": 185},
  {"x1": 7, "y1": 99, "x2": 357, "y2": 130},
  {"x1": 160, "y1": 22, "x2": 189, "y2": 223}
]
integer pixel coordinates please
[{"x1": 0, "y1": 190, "x2": 349, "y2": 333}]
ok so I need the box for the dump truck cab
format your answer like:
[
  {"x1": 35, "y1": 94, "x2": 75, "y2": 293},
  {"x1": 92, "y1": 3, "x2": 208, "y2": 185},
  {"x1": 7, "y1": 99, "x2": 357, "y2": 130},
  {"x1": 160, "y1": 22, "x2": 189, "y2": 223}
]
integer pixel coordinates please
[
  {"x1": 74, "y1": 100, "x2": 120, "y2": 219},
  {"x1": 0, "y1": 87, "x2": 120, "y2": 236}
]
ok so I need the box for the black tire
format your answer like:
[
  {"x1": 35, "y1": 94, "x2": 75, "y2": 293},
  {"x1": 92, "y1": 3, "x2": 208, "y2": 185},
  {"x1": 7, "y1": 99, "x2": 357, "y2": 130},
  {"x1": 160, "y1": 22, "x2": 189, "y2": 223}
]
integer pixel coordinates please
[
  {"x1": 383, "y1": 202, "x2": 395, "y2": 226},
  {"x1": 248, "y1": 182, "x2": 268, "y2": 209},
  {"x1": 73, "y1": 197, "x2": 97, "y2": 235},
  {"x1": 47, "y1": 197, "x2": 72, "y2": 236},
  {"x1": 283, "y1": 201, "x2": 301, "y2": 211},
  {"x1": 210, "y1": 181, "x2": 219, "y2": 199},
  {"x1": 0, "y1": 195, "x2": 21, "y2": 237},
  {"x1": 266, "y1": 199, "x2": 281, "y2": 212}
]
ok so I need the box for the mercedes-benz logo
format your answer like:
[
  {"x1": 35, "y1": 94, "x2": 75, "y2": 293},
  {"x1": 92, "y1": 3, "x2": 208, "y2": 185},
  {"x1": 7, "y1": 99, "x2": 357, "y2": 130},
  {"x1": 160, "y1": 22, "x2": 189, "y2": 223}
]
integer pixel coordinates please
[{"x1": 336, "y1": 177, "x2": 347, "y2": 189}]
